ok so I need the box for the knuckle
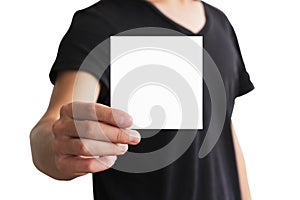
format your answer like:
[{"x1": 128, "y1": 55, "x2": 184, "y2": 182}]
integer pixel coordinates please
[
  {"x1": 97, "y1": 123, "x2": 106, "y2": 139},
  {"x1": 115, "y1": 129, "x2": 124, "y2": 142},
  {"x1": 85, "y1": 103, "x2": 96, "y2": 118},
  {"x1": 78, "y1": 141, "x2": 89, "y2": 155},
  {"x1": 104, "y1": 108, "x2": 114, "y2": 123},
  {"x1": 52, "y1": 120, "x2": 62, "y2": 137},
  {"x1": 84, "y1": 121, "x2": 95, "y2": 138},
  {"x1": 60, "y1": 104, "x2": 69, "y2": 116}
]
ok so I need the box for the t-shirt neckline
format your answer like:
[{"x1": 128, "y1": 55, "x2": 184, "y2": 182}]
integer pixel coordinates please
[{"x1": 140, "y1": 0, "x2": 210, "y2": 35}]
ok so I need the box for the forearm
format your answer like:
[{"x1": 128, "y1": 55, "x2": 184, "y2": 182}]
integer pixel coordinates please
[
  {"x1": 30, "y1": 119, "x2": 74, "y2": 180},
  {"x1": 231, "y1": 123, "x2": 252, "y2": 200}
]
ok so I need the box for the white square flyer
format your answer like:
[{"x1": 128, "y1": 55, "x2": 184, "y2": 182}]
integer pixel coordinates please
[{"x1": 110, "y1": 36, "x2": 203, "y2": 129}]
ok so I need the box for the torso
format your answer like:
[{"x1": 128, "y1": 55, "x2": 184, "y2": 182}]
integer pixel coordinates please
[
  {"x1": 57, "y1": 0, "x2": 251, "y2": 199},
  {"x1": 146, "y1": 0, "x2": 250, "y2": 197}
]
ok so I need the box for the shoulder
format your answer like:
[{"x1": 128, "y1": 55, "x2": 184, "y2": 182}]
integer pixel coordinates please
[
  {"x1": 203, "y1": 1, "x2": 229, "y2": 21},
  {"x1": 65, "y1": 0, "x2": 122, "y2": 38},
  {"x1": 202, "y1": 1, "x2": 233, "y2": 32},
  {"x1": 71, "y1": 1, "x2": 111, "y2": 26},
  {"x1": 70, "y1": 0, "x2": 137, "y2": 32},
  {"x1": 73, "y1": 0, "x2": 135, "y2": 21}
]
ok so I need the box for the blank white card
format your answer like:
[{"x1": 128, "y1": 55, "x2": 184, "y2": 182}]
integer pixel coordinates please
[{"x1": 110, "y1": 36, "x2": 203, "y2": 129}]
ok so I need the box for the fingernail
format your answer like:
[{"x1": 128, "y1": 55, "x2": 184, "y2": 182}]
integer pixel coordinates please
[
  {"x1": 118, "y1": 116, "x2": 133, "y2": 127},
  {"x1": 128, "y1": 115, "x2": 133, "y2": 124},
  {"x1": 117, "y1": 143, "x2": 128, "y2": 152},
  {"x1": 119, "y1": 116, "x2": 125, "y2": 127},
  {"x1": 127, "y1": 130, "x2": 141, "y2": 143},
  {"x1": 108, "y1": 155, "x2": 117, "y2": 161},
  {"x1": 97, "y1": 156, "x2": 117, "y2": 167},
  {"x1": 106, "y1": 156, "x2": 117, "y2": 165}
]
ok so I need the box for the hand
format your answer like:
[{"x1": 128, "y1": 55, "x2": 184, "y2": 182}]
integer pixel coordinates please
[{"x1": 51, "y1": 102, "x2": 141, "y2": 178}]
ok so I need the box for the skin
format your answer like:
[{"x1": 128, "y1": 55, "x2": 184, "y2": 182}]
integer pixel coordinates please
[
  {"x1": 30, "y1": 0, "x2": 251, "y2": 199},
  {"x1": 232, "y1": 124, "x2": 252, "y2": 200},
  {"x1": 147, "y1": 0, "x2": 206, "y2": 34},
  {"x1": 30, "y1": 71, "x2": 141, "y2": 180}
]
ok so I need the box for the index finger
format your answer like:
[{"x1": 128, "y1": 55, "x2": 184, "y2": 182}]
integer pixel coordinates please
[{"x1": 61, "y1": 102, "x2": 133, "y2": 128}]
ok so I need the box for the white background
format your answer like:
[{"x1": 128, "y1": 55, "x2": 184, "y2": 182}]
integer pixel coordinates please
[{"x1": 0, "y1": 0, "x2": 299, "y2": 199}]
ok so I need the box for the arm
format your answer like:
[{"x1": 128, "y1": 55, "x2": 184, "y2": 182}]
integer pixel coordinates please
[
  {"x1": 30, "y1": 70, "x2": 140, "y2": 180},
  {"x1": 231, "y1": 122, "x2": 252, "y2": 200},
  {"x1": 30, "y1": 70, "x2": 88, "y2": 180}
]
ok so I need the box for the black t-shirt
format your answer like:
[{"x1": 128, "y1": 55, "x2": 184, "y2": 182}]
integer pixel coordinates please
[{"x1": 50, "y1": 0, "x2": 255, "y2": 199}]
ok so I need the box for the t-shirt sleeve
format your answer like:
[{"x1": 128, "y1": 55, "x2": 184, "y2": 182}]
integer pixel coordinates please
[
  {"x1": 49, "y1": 10, "x2": 112, "y2": 94},
  {"x1": 229, "y1": 24, "x2": 255, "y2": 98}
]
